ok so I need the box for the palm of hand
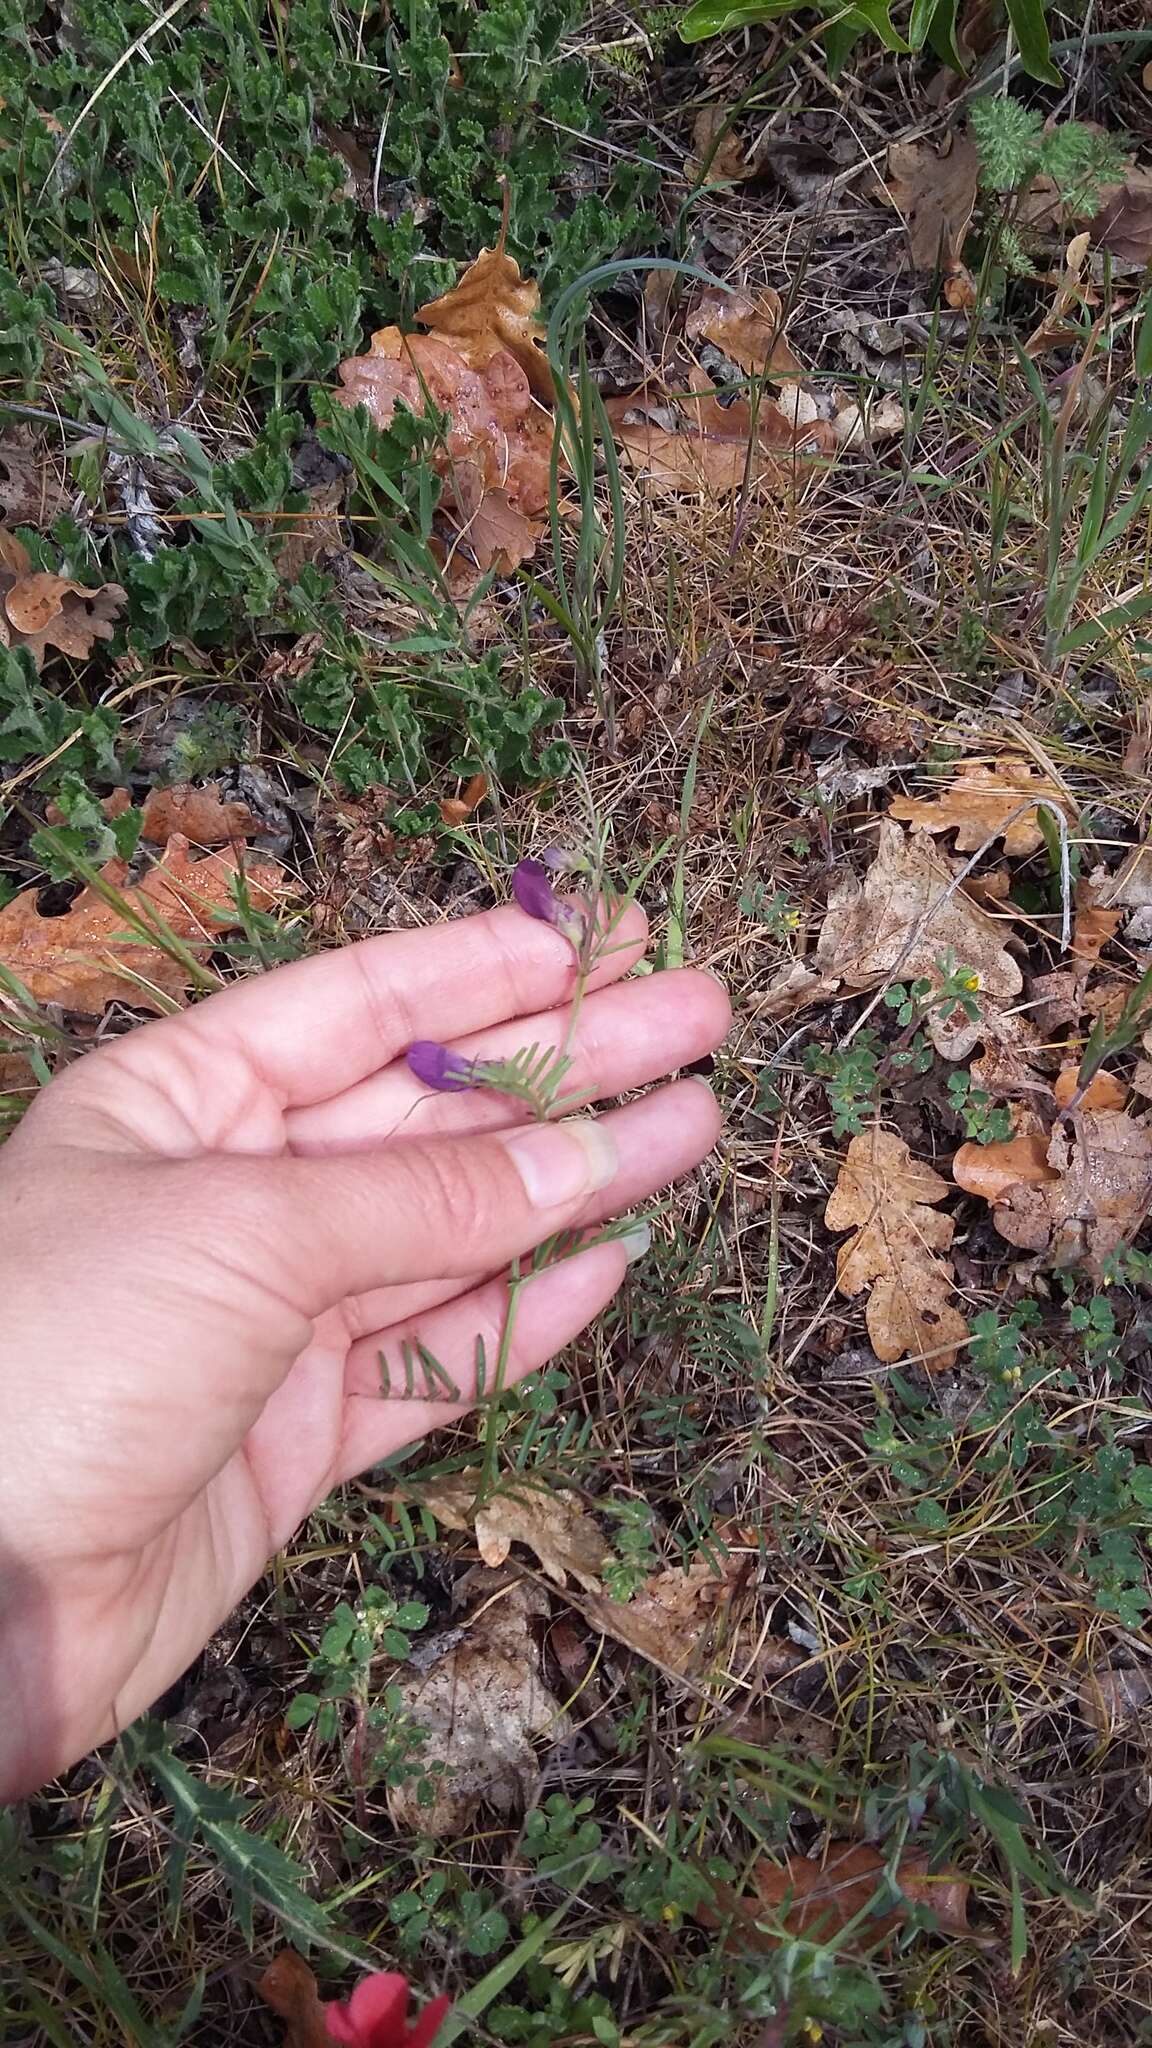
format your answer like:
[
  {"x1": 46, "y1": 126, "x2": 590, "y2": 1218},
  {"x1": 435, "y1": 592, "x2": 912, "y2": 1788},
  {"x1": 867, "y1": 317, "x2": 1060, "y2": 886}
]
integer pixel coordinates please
[{"x1": 0, "y1": 900, "x2": 726, "y2": 1793}]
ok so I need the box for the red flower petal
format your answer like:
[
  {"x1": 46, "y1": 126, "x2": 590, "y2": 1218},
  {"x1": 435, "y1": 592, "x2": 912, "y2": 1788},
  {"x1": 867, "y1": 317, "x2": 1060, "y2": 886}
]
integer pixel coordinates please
[
  {"x1": 323, "y1": 1973, "x2": 410, "y2": 2046},
  {"x1": 408, "y1": 1992, "x2": 452, "y2": 2048}
]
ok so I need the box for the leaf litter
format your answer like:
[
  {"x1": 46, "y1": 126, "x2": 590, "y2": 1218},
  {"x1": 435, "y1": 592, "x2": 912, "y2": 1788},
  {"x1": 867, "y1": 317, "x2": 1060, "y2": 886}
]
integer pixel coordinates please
[
  {"x1": 0, "y1": 835, "x2": 290, "y2": 1014},
  {"x1": 825, "y1": 1128, "x2": 969, "y2": 1370},
  {"x1": 386, "y1": 1574, "x2": 571, "y2": 1837},
  {"x1": 0, "y1": 529, "x2": 125, "y2": 668},
  {"x1": 700, "y1": 1840, "x2": 971, "y2": 1951}
]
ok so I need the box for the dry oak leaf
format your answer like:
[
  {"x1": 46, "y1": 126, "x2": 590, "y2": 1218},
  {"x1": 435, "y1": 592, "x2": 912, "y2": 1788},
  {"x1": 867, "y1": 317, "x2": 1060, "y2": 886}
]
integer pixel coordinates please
[
  {"x1": 439, "y1": 771, "x2": 488, "y2": 827},
  {"x1": 885, "y1": 134, "x2": 980, "y2": 273},
  {"x1": 825, "y1": 1128, "x2": 969, "y2": 1369},
  {"x1": 1054, "y1": 1065, "x2": 1126, "y2": 1112},
  {"x1": 257, "y1": 1949, "x2": 330, "y2": 2048},
  {"x1": 0, "y1": 834, "x2": 290, "y2": 1015},
  {"x1": 1090, "y1": 166, "x2": 1152, "y2": 266},
  {"x1": 140, "y1": 782, "x2": 259, "y2": 846},
  {"x1": 387, "y1": 1575, "x2": 570, "y2": 1836},
  {"x1": 0, "y1": 530, "x2": 125, "y2": 668},
  {"x1": 578, "y1": 1547, "x2": 753, "y2": 1675},
  {"x1": 814, "y1": 821, "x2": 1022, "y2": 1058},
  {"x1": 335, "y1": 330, "x2": 549, "y2": 570},
  {"x1": 756, "y1": 959, "x2": 840, "y2": 1022},
  {"x1": 700, "y1": 1842, "x2": 971, "y2": 1951},
  {"x1": 1079, "y1": 1661, "x2": 1152, "y2": 1739},
  {"x1": 970, "y1": 1109, "x2": 1152, "y2": 1276},
  {"x1": 687, "y1": 106, "x2": 756, "y2": 186},
  {"x1": 411, "y1": 1471, "x2": 608, "y2": 1592},
  {"x1": 0, "y1": 439, "x2": 69, "y2": 527},
  {"x1": 952, "y1": 1132, "x2": 1058, "y2": 1204},
  {"x1": 684, "y1": 284, "x2": 806, "y2": 379},
  {"x1": 273, "y1": 479, "x2": 346, "y2": 584},
  {"x1": 887, "y1": 757, "x2": 1071, "y2": 859},
  {"x1": 416, "y1": 244, "x2": 554, "y2": 403},
  {"x1": 605, "y1": 365, "x2": 829, "y2": 499},
  {"x1": 1071, "y1": 866, "x2": 1122, "y2": 966}
]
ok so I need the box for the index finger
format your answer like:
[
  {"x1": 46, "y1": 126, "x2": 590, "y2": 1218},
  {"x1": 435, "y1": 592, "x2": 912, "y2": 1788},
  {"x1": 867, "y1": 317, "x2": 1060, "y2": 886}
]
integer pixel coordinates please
[{"x1": 136, "y1": 897, "x2": 648, "y2": 1109}]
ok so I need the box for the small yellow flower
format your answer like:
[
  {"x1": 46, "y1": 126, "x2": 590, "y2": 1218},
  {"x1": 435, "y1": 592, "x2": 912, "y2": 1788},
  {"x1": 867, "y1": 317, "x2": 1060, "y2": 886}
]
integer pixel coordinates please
[{"x1": 959, "y1": 971, "x2": 981, "y2": 991}]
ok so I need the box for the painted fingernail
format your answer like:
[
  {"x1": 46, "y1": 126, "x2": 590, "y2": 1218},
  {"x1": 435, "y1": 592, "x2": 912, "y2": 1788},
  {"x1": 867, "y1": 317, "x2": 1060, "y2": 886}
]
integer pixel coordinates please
[{"x1": 500, "y1": 1117, "x2": 618, "y2": 1207}]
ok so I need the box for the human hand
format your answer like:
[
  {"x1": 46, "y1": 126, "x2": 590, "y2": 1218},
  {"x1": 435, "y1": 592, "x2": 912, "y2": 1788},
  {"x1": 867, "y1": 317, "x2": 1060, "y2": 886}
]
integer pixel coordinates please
[{"x1": 0, "y1": 898, "x2": 727, "y2": 1798}]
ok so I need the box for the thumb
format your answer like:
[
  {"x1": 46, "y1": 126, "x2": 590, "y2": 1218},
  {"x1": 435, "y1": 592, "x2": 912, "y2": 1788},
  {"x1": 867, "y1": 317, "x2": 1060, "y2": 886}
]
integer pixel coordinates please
[{"x1": 199, "y1": 1116, "x2": 619, "y2": 1313}]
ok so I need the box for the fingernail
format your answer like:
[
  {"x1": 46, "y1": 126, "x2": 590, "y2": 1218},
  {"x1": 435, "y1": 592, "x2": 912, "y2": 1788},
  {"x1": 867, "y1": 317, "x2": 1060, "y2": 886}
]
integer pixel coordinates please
[
  {"x1": 619, "y1": 1220, "x2": 652, "y2": 1264},
  {"x1": 501, "y1": 1117, "x2": 618, "y2": 1207}
]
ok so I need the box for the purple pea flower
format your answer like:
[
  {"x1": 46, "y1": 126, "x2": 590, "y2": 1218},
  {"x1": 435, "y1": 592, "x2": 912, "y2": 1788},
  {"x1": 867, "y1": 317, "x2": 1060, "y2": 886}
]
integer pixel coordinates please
[
  {"x1": 406, "y1": 1040, "x2": 479, "y2": 1093},
  {"x1": 512, "y1": 857, "x2": 585, "y2": 947}
]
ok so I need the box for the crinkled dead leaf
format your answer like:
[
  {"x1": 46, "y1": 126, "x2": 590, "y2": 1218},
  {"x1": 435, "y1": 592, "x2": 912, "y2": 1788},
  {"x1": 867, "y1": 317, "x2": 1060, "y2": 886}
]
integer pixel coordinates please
[
  {"x1": 416, "y1": 244, "x2": 554, "y2": 403},
  {"x1": 0, "y1": 531, "x2": 125, "y2": 668},
  {"x1": 885, "y1": 134, "x2": 980, "y2": 274},
  {"x1": 412, "y1": 1471, "x2": 608, "y2": 1592},
  {"x1": 387, "y1": 1576, "x2": 570, "y2": 1836},
  {"x1": 825, "y1": 1128, "x2": 968, "y2": 1369},
  {"x1": 700, "y1": 1841, "x2": 971, "y2": 1950},
  {"x1": 578, "y1": 1548, "x2": 753, "y2": 1675},
  {"x1": 0, "y1": 439, "x2": 69, "y2": 527},
  {"x1": 757, "y1": 960, "x2": 840, "y2": 1022},
  {"x1": 964, "y1": 1109, "x2": 1152, "y2": 1276},
  {"x1": 953, "y1": 1132, "x2": 1058, "y2": 1203},
  {"x1": 0, "y1": 833, "x2": 290, "y2": 1015},
  {"x1": 257, "y1": 1950, "x2": 330, "y2": 2048},
  {"x1": 687, "y1": 106, "x2": 756, "y2": 186},
  {"x1": 1071, "y1": 867, "x2": 1122, "y2": 965},
  {"x1": 273, "y1": 479, "x2": 346, "y2": 584},
  {"x1": 1091, "y1": 167, "x2": 1152, "y2": 266},
  {"x1": 140, "y1": 782, "x2": 259, "y2": 846},
  {"x1": 814, "y1": 821, "x2": 1022, "y2": 1057},
  {"x1": 887, "y1": 757, "x2": 1071, "y2": 859},
  {"x1": 1079, "y1": 1661, "x2": 1152, "y2": 1738},
  {"x1": 605, "y1": 366, "x2": 829, "y2": 499},
  {"x1": 1105, "y1": 842, "x2": 1152, "y2": 911},
  {"x1": 439, "y1": 771, "x2": 488, "y2": 827},
  {"x1": 335, "y1": 330, "x2": 550, "y2": 569},
  {"x1": 1054, "y1": 1065, "x2": 1126, "y2": 1111},
  {"x1": 831, "y1": 392, "x2": 905, "y2": 446},
  {"x1": 1029, "y1": 968, "x2": 1081, "y2": 1034},
  {"x1": 684, "y1": 285, "x2": 805, "y2": 378}
]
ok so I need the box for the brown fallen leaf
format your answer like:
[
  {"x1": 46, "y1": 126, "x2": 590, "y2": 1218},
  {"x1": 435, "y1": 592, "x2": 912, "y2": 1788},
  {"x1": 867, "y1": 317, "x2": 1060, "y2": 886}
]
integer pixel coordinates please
[
  {"x1": 887, "y1": 757, "x2": 1071, "y2": 859},
  {"x1": 578, "y1": 1548, "x2": 754, "y2": 1675},
  {"x1": 756, "y1": 960, "x2": 840, "y2": 1022},
  {"x1": 952, "y1": 1132, "x2": 1059, "y2": 1203},
  {"x1": 416, "y1": 243, "x2": 554, "y2": 403},
  {"x1": 969, "y1": 1109, "x2": 1152, "y2": 1276},
  {"x1": 701, "y1": 1842, "x2": 971, "y2": 1950},
  {"x1": 825, "y1": 1128, "x2": 969, "y2": 1369},
  {"x1": 273, "y1": 479, "x2": 346, "y2": 584},
  {"x1": 687, "y1": 106, "x2": 756, "y2": 186},
  {"x1": 140, "y1": 782, "x2": 259, "y2": 846},
  {"x1": 1028, "y1": 968, "x2": 1081, "y2": 1035},
  {"x1": 387, "y1": 1575, "x2": 570, "y2": 1836},
  {"x1": 1090, "y1": 167, "x2": 1152, "y2": 265},
  {"x1": 0, "y1": 834, "x2": 291, "y2": 1015},
  {"x1": 605, "y1": 366, "x2": 829, "y2": 499},
  {"x1": 814, "y1": 821, "x2": 1023, "y2": 1057},
  {"x1": 1053, "y1": 1065, "x2": 1126, "y2": 1111},
  {"x1": 439, "y1": 771, "x2": 488, "y2": 827},
  {"x1": 0, "y1": 439, "x2": 69, "y2": 527},
  {"x1": 412, "y1": 1471, "x2": 608, "y2": 1592},
  {"x1": 1025, "y1": 231, "x2": 1095, "y2": 357},
  {"x1": 335, "y1": 330, "x2": 550, "y2": 569},
  {"x1": 684, "y1": 285, "x2": 805, "y2": 379},
  {"x1": 885, "y1": 134, "x2": 980, "y2": 274},
  {"x1": 0, "y1": 530, "x2": 125, "y2": 668},
  {"x1": 257, "y1": 1950, "x2": 330, "y2": 2048},
  {"x1": 1079, "y1": 1661, "x2": 1152, "y2": 1738},
  {"x1": 1071, "y1": 867, "x2": 1122, "y2": 966}
]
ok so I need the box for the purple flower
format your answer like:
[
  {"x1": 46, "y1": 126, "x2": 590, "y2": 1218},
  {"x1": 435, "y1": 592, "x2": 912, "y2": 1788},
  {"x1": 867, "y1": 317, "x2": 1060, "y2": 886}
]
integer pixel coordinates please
[
  {"x1": 406, "y1": 1040, "x2": 478, "y2": 1093},
  {"x1": 512, "y1": 858, "x2": 585, "y2": 946}
]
